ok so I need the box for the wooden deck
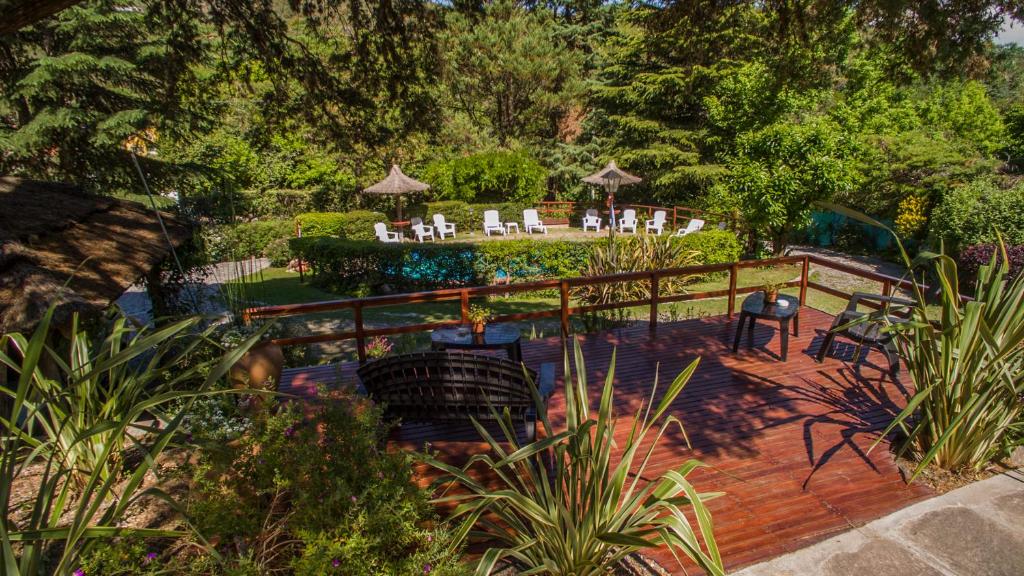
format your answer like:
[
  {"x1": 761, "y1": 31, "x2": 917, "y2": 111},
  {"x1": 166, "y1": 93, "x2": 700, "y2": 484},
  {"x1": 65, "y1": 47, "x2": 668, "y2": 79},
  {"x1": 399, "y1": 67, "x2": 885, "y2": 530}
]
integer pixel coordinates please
[{"x1": 281, "y1": 307, "x2": 934, "y2": 574}]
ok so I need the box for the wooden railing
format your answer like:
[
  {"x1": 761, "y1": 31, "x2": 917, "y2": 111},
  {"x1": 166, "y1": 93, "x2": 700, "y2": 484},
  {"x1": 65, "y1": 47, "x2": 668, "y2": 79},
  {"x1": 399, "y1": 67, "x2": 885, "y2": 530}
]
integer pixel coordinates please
[{"x1": 245, "y1": 254, "x2": 924, "y2": 363}]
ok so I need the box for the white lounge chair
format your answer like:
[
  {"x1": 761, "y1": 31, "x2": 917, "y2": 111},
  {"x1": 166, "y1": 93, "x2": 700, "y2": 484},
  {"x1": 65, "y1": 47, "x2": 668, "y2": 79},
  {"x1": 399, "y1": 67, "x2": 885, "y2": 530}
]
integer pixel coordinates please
[
  {"x1": 483, "y1": 210, "x2": 507, "y2": 236},
  {"x1": 432, "y1": 213, "x2": 456, "y2": 239},
  {"x1": 374, "y1": 222, "x2": 401, "y2": 243},
  {"x1": 411, "y1": 217, "x2": 435, "y2": 242},
  {"x1": 645, "y1": 210, "x2": 667, "y2": 235},
  {"x1": 673, "y1": 218, "x2": 705, "y2": 237},
  {"x1": 717, "y1": 221, "x2": 728, "y2": 230},
  {"x1": 582, "y1": 209, "x2": 601, "y2": 232},
  {"x1": 523, "y1": 209, "x2": 547, "y2": 234},
  {"x1": 618, "y1": 209, "x2": 637, "y2": 233}
]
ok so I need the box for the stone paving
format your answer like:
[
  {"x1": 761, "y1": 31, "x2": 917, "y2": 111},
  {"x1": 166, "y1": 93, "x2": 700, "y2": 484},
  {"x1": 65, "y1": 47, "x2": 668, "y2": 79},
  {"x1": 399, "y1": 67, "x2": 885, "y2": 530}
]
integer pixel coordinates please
[{"x1": 732, "y1": 470, "x2": 1024, "y2": 576}]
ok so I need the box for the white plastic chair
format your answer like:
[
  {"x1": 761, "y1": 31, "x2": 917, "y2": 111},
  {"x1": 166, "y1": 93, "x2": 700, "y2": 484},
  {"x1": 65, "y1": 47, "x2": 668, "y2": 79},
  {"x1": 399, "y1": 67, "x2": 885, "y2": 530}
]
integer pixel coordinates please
[
  {"x1": 582, "y1": 209, "x2": 601, "y2": 232},
  {"x1": 432, "y1": 214, "x2": 456, "y2": 239},
  {"x1": 374, "y1": 222, "x2": 401, "y2": 243},
  {"x1": 618, "y1": 209, "x2": 637, "y2": 233},
  {"x1": 717, "y1": 221, "x2": 728, "y2": 231},
  {"x1": 673, "y1": 218, "x2": 705, "y2": 237},
  {"x1": 523, "y1": 209, "x2": 547, "y2": 234},
  {"x1": 411, "y1": 217, "x2": 434, "y2": 243},
  {"x1": 483, "y1": 210, "x2": 506, "y2": 236},
  {"x1": 645, "y1": 210, "x2": 666, "y2": 235}
]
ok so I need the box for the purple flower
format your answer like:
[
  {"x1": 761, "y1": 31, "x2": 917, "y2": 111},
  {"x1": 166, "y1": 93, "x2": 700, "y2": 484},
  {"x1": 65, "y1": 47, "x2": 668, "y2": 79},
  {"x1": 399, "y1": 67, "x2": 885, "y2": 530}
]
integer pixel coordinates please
[
  {"x1": 332, "y1": 559, "x2": 341, "y2": 568},
  {"x1": 73, "y1": 570, "x2": 85, "y2": 576},
  {"x1": 424, "y1": 563, "x2": 432, "y2": 574},
  {"x1": 144, "y1": 552, "x2": 157, "y2": 563},
  {"x1": 284, "y1": 426, "x2": 295, "y2": 438},
  {"x1": 350, "y1": 495, "x2": 358, "y2": 503}
]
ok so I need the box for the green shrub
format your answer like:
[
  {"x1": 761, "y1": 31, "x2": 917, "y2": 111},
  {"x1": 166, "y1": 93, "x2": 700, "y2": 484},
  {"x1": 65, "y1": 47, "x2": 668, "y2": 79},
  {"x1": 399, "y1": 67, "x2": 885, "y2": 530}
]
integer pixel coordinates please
[
  {"x1": 424, "y1": 149, "x2": 548, "y2": 203},
  {"x1": 241, "y1": 189, "x2": 316, "y2": 219},
  {"x1": 292, "y1": 231, "x2": 739, "y2": 295},
  {"x1": 671, "y1": 229, "x2": 742, "y2": 264},
  {"x1": 186, "y1": 394, "x2": 468, "y2": 575},
  {"x1": 295, "y1": 210, "x2": 387, "y2": 240},
  {"x1": 204, "y1": 219, "x2": 294, "y2": 264},
  {"x1": 930, "y1": 179, "x2": 1024, "y2": 250}
]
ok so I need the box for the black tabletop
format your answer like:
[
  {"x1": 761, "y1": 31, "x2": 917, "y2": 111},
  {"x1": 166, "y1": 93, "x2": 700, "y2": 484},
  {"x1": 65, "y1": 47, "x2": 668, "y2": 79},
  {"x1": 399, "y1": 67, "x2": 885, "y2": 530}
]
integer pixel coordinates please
[
  {"x1": 431, "y1": 323, "x2": 522, "y2": 347},
  {"x1": 740, "y1": 292, "x2": 799, "y2": 320}
]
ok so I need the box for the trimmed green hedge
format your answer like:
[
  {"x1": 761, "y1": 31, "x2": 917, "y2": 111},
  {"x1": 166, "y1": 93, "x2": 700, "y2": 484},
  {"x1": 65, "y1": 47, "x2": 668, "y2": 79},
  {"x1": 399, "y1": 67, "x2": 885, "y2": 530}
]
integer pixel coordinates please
[
  {"x1": 671, "y1": 229, "x2": 742, "y2": 264},
  {"x1": 294, "y1": 211, "x2": 387, "y2": 240},
  {"x1": 291, "y1": 229, "x2": 741, "y2": 294}
]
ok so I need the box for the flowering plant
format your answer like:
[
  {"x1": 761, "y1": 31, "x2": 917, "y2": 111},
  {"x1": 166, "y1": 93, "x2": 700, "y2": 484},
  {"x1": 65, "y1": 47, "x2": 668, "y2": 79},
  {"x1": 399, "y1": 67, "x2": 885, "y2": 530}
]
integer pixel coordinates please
[
  {"x1": 466, "y1": 304, "x2": 493, "y2": 324},
  {"x1": 365, "y1": 336, "x2": 393, "y2": 359}
]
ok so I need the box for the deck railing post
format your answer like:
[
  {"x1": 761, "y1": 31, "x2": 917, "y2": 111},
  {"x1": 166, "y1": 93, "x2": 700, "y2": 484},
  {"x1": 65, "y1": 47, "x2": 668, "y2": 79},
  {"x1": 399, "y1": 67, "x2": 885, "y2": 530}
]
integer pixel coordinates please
[
  {"x1": 649, "y1": 272, "x2": 659, "y2": 333},
  {"x1": 799, "y1": 255, "x2": 809, "y2": 306},
  {"x1": 727, "y1": 262, "x2": 739, "y2": 319},
  {"x1": 355, "y1": 304, "x2": 366, "y2": 363},
  {"x1": 882, "y1": 279, "x2": 892, "y2": 297},
  {"x1": 560, "y1": 279, "x2": 570, "y2": 338},
  {"x1": 460, "y1": 289, "x2": 470, "y2": 324}
]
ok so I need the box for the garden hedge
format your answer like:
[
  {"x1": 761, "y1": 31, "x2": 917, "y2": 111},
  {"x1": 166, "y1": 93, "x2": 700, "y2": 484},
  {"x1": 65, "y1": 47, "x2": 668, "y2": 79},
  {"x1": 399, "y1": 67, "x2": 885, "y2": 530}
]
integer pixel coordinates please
[
  {"x1": 204, "y1": 219, "x2": 294, "y2": 265},
  {"x1": 294, "y1": 210, "x2": 387, "y2": 240},
  {"x1": 291, "y1": 229, "x2": 741, "y2": 294}
]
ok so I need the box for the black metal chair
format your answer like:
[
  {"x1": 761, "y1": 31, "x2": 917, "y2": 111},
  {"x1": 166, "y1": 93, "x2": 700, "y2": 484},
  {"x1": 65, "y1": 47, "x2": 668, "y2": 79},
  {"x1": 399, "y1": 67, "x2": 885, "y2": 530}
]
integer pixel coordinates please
[
  {"x1": 356, "y1": 351, "x2": 556, "y2": 440},
  {"x1": 816, "y1": 292, "x2": 915, "y2": 373}
]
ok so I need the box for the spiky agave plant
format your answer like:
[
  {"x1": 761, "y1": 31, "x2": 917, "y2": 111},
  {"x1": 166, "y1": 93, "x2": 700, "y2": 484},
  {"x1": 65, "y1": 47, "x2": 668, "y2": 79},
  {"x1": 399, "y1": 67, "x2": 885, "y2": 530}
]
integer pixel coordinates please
[
  {"x1": 423, "y1": 340, "x2": 724, "y2": 576},
  {"x1": 0, "y1": 306, "x2": 267, "y2": 575},
  {"x1": 821, "y1": 203, "x2": 1024, "y2": 478}
]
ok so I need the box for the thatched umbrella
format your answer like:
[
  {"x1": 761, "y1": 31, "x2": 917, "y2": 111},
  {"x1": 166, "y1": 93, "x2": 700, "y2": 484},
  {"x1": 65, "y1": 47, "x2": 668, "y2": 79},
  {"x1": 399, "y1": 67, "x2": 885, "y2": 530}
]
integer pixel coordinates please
[
  {"x1": 362, "y1": 165, "x2": 430, "y2": 222},
  {"x1": 583, "y1": 161, "x2": 641, "y2": 230}
]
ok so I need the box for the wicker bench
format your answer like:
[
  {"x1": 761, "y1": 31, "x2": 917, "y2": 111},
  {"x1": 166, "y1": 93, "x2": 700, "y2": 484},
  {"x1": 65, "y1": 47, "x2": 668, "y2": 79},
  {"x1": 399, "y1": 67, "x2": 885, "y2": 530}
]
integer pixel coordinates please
[{"x1": 356, "y1": 351, "x2": 556, "y2": 440}]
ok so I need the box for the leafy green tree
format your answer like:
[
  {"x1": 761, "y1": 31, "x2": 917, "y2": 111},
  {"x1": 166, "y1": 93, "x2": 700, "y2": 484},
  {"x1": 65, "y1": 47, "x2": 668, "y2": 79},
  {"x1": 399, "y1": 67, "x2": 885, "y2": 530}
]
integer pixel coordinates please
[
  {"x1": 0, "y1": 0, "x2": 206, "y2": 190},
  {"x1": 440, "y1": 0, "x2": 583, "y2": 146},
  {"x1": 727, "y1": 118, "x2": 857, "y2": 255},
  {"x1": 918, "y1": 80, "x2": 1006, "y2": 155}
]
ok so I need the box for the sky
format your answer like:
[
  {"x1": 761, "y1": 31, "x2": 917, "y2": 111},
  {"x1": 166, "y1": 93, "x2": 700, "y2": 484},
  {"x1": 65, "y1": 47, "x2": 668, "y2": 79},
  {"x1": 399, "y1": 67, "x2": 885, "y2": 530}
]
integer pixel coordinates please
[{"x1": 997, "y1": 16, "x2": 1024, "y2": 45}]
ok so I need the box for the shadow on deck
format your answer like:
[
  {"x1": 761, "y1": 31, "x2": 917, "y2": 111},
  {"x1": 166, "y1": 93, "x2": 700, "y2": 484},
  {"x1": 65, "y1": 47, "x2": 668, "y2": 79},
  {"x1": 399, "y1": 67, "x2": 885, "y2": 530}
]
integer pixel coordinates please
[{"x1": 280, "y1": 307, "x2": 933, "y2": 574}]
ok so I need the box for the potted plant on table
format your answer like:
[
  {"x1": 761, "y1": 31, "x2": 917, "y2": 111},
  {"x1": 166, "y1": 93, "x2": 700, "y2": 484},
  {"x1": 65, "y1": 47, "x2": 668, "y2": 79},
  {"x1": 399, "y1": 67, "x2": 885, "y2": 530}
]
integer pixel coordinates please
[
  {"x1": 467, "y1": 304, "x2": 493, "y2": 334},
  {"x1": 365, "y1": 336, "x2": 393, "y2": 360},
  {"x1": 760, "y1": 281, "x2": 785, "y2": 304}
]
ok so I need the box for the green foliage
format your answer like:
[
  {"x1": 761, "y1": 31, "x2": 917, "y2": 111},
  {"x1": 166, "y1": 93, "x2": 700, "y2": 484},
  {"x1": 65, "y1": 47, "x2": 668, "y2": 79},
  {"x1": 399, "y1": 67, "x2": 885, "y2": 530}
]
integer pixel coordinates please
[
  {"x1": 76, "y1": 538, "x2": 164, "y2": 576},
  {"x1": 1004, "y1": 104, "x2": 1024, "y2": 170},
  {"x1": 831, "y1": 207, "x2": 1024, "y2": 478},
  {"x1": 293, "y1": 230, "x2": 740, "y2": 295},
  {"x1": 294, "y1": 211, "x2": 387, "y2": 240},
  {"x1": 930, "y1": 179, "x2": 1024, "y2": 250},
  {"x1": 727, "y1": 118, "x2": 857, "y2": 254},
  {"x1": 0, "y1": 307, "x2": 261, "y2": 576},
  {"x1": 918, "y1": 81, "x2": 1005, "y2": 156},
  {"x1": 424, "y1": 150, "x2": 548, "y2": 203},
  {"x1": 576, "y1": 234, "x2": 701, "y2": 305},
  {"x1": 185, "y1": 396, "x2": 467, "y2": 575},
  {"x1": 0, "y1": 0, "x2": 205, "y2": 191},
  {"x1": 205, "y1": 219, "x2": 294, "y2": 264},
  {"x1": 291, "y1": 237, "x2": 593, "y2": 293},
  {"x1": 422, "y1": 341, "x2": 725, "y2": 575},
  {"x1": 440, "y1": 0, "x2": 583, "y2": 145}
]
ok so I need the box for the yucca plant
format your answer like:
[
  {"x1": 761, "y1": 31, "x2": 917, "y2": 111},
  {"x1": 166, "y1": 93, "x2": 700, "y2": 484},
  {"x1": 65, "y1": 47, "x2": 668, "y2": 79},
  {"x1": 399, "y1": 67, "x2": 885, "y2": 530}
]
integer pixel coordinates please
[
  {"x1": 0, "y1": 310, "x2": 261, "y2": 487},
  {"x1": 0, "y1": 307, "x2": 266, "y2": 575},
  {"x1": 423, "y1": 340, "x2": 724, "y2": 575},
  {"x1": 576, "y1": 235, "x2": 700, "y2": 305},
  {"x1": 822, "y1": 203, "x2": 1024, "y2": 479}
]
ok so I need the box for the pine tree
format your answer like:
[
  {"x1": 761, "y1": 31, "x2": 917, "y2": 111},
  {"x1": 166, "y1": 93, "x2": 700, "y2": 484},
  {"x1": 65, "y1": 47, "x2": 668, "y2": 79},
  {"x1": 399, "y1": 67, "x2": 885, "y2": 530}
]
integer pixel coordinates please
[{"x1": 0, "y1": 0, "x2": 205, "y2": 191}]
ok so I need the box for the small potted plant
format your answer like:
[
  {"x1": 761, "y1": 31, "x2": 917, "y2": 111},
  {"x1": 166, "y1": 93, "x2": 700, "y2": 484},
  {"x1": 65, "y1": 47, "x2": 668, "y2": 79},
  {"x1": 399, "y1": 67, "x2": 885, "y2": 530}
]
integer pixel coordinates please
[
  {"x1": 761, "y1": 281, "x2": 785, "y2": 304},
  {"x1": 365, "y1": 336, "x2": 393, "y2": 360},
  {"x1": 467, "y1": 304, "x2": 493, "y2": 334}
]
